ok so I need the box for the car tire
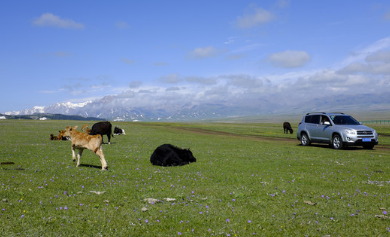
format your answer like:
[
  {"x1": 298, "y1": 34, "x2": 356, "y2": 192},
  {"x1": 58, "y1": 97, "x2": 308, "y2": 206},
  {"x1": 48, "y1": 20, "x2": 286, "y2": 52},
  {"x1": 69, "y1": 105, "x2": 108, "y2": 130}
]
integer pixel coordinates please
[
  {"x1": 332, "y1": 134, "x2": 343, "y2": 149},
  {"x1": 301, "y1": 133, "x2": 311, "y2": 146},
  {"x1": 363, "y1": 144, "x2": 374, "y2": 149}
]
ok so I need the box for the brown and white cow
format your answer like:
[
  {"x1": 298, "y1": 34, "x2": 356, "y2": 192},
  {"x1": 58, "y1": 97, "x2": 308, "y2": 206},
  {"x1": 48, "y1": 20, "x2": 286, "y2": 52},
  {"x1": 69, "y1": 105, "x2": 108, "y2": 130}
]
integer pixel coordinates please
[
  {"x1": 50, "y1": 134, "x2": 59, "y2": 140},
  {"x1": 63, "y1": 126, "x2": 108, "y2": 170},
  {"x1": 58, "y1": 130, "x2": 69, "y2": 141},
  {"x1": 81, "y1": 124, "x2": 91, "y2": 134}
]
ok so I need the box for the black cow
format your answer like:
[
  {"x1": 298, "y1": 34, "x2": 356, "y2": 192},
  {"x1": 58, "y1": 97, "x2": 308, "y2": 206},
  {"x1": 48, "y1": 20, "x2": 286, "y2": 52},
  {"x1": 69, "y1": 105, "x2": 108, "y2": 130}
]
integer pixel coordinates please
[
  {"x1": 89, "y1": 121, "x2": 113, "y2": 144},
  {"x1": 150, "y1": 144, "x2": 196, "y2": 166},
  {"x1": 114, "y1": 126, "x2": 126, "y2": 135},
  {"x1": 283, "y1": 122, "x2": 293, "y2": 134}
]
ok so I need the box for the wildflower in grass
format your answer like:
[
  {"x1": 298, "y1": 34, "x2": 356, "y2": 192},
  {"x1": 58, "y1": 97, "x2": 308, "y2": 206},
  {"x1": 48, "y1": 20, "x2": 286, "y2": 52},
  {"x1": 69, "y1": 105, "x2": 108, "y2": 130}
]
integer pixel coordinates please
[
  {"x1": 145, "y1": 219, "x2": 148, "y2": 223},
  {"x1": 21, "y1": 215, "x2": 24, "y2": 218},
  {"x1": 384, "y1": 211, "x2": 387, "y2": 215},
  {"x1": 226, "y1": 219, "x2": 230, "y2": 222},
  {"x1": 178, "y1": 232, "x2": 181, "y2": 235},
  {"x1": 248, "y1": 220, "x2": 251, "y2": 223}
]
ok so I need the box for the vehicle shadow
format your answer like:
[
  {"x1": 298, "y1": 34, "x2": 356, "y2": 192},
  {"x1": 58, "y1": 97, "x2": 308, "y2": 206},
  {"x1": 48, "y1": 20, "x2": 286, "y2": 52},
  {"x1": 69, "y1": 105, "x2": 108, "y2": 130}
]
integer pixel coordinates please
[{"x1": 296, "y1": 144, "x2": 368, "y2": 150}]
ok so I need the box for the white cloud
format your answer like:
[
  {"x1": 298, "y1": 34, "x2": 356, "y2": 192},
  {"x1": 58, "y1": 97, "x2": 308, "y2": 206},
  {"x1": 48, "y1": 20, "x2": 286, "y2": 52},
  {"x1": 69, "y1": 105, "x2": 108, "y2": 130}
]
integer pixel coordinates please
[
  {"x1": 129, "y1": 81, "x2": 143, "y2": 88},
  {"x1": 121, "y1": 58, "x2": 134, "y2": 65},
  {"x1": 32, "y1": 13, "x2": 84, "y2": 29},
  {"x1": 276, "y1": 0, "x2": 290, "y2": 8},
  {"x1": 339, "y1": 62, "x2": 390, "y2": 75},
  {"x1": 384, "y1": 10, "x2": 390, "y2": 20},
  {"x1": 236, "y1": 8, "x2": 275, "y2": 28},
  {"x1": 190, "y1": 46, "x2": 219, "y2": 59},
  {"x1": 366, "y1": 50, "x2": 390, "y2": 63},
  {"x1": 184, "y1": 76, "x2": 217, "y2": 85},
  {"x1": 115, "y1": 21, "x2": 130, "y2": 29},
  {"x1": 342, "y1": 37, "x2": 390, "y2": 66},
  {"x1": 160, "y1": 73, "x2": 182, "y2": 84},
  {"x1": 266, "y1": 50, "x2": 311, "y2": 68}
]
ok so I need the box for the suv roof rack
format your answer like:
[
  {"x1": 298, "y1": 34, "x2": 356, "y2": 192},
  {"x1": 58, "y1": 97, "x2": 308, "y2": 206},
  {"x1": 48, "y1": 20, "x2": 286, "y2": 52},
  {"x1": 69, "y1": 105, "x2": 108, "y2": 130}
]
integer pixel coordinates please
[
  {"x1": 329, "y1": 112, "x2": 344, "y2": 114},
  {"x1": 306, "y1": 112, "x2": 326, "y2": 115}
]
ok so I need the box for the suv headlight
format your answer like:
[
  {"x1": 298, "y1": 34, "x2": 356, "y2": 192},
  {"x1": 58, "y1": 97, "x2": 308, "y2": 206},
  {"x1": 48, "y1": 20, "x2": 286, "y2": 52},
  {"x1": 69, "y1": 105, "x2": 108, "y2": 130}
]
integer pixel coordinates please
[{"x1": 345, "y1": 130, "x2": 356, "y2": 135}]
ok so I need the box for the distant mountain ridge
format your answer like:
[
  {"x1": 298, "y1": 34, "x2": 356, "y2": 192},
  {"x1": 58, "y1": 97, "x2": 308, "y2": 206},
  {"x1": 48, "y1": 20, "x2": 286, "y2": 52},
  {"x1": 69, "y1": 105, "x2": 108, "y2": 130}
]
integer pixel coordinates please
[
  {"x1": 0, "y1": 113, "x2": 105, "y2": 121},
  {"x1": 4, "y1": 92, "x2": 390, "y2": 121}
]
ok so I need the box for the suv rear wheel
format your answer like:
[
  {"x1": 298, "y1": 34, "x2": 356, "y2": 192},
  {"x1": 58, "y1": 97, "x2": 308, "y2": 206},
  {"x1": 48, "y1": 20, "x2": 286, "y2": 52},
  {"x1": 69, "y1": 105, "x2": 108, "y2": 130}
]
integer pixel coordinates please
[
  {"x1": 300, "y1": 133, "x2": 310, "y2": 146},
  {"x1": 332, "y1": 134, "x2": 343, "y2": 149}
]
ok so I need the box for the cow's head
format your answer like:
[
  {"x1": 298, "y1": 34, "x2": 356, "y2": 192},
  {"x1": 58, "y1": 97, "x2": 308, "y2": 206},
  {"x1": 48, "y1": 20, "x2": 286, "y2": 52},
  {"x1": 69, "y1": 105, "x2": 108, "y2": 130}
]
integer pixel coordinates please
[
  {"x1": 64, "y1": 126, "x2": 78, "y2": 137},
  {"x1": 183, "y1": 149, "x2": 196, "y2": 163},
  {"x1": 289, "y1": 129, "x2": 293, "y2": 134}
]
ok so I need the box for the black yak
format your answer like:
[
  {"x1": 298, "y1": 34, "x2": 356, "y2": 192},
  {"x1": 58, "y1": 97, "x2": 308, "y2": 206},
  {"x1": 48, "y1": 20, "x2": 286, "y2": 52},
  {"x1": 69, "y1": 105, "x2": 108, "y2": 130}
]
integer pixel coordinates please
[
  {"x1": 283, "y1": 122, "x2": 293, "y2": 134},
  {"x1": 150, "y1": 144, "x2": 196, "y2": 166},
  {"x1": 89, "y1": 121, "x2": 113, "y2": 144}
]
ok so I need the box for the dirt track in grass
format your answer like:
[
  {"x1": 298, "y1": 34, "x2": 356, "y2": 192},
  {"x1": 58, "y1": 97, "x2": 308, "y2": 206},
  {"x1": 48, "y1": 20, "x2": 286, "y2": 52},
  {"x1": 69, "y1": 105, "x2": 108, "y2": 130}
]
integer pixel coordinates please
[{"x1": 172, "y1": 126, "x2": 390, "y2": 151}]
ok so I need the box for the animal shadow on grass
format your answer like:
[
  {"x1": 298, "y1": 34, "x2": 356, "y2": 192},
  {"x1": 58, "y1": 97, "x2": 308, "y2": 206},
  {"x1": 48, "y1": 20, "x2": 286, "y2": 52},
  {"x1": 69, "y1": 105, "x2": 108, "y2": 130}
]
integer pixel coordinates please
[
  {"x1": 1, "y1": 162, "x2": 25, "y2": 170},
  {"x1": 78, "y1": 164, "x2": 104, "y2": 169}
]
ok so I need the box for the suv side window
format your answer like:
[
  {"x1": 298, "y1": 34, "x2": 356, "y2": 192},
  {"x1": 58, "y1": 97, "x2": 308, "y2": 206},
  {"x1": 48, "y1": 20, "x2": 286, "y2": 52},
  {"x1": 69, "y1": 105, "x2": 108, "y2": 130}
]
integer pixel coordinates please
[
  {"x1": 305, "y1": 115, "x2": 320, "y2": 124},
  {"x1": 305, "y1": 115, "x2": 312, "y2": 123},
  {"x1": 311, "y1": 115, "x2": 320, "y2": 124}
]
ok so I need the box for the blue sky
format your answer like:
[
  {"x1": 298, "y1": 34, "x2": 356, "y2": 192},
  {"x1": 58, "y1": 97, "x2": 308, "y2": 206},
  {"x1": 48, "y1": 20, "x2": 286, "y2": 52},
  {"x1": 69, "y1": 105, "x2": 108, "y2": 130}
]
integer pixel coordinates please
[{"x1": 1, "y1": 0, "x2": 390, "y2": 113}]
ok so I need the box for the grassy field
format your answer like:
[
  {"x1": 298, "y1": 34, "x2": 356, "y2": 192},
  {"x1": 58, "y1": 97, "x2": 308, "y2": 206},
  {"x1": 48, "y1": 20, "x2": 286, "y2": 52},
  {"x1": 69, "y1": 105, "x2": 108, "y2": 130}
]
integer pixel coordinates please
[{"x1": 1, "y1": 119, "x2": 390, "y2": 236}]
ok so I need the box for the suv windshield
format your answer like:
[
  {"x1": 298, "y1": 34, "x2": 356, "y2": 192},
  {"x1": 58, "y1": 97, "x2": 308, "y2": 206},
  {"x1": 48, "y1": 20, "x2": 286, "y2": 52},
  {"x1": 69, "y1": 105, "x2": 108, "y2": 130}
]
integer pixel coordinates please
[{"x1": 330, "y1": 115, "x2": 360, "y2": 125}]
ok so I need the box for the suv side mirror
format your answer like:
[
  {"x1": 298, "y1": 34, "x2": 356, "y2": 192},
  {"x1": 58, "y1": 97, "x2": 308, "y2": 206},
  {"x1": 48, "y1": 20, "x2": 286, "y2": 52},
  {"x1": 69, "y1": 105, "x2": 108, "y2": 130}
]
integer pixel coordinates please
[{"x1": 324, "y1": 121, "x2": 331, "y2": 125}]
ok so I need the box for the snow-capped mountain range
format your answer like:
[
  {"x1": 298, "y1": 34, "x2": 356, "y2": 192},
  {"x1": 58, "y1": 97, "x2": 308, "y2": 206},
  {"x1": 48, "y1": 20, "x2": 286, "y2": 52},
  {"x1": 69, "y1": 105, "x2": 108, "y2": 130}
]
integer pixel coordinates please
[
  {"x1": 4, "y1": 95, "x2": 281, "y2": 121},
  {"x1": 4, "y1": 92, "x2": 390, "y2": 121}
]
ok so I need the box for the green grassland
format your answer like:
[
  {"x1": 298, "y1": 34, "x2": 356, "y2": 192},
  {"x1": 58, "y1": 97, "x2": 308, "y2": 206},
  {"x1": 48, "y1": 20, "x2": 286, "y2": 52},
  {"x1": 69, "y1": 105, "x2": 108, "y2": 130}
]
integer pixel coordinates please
[{"x1": 1, "y1": 120, "x2": 390, "y2": 236}]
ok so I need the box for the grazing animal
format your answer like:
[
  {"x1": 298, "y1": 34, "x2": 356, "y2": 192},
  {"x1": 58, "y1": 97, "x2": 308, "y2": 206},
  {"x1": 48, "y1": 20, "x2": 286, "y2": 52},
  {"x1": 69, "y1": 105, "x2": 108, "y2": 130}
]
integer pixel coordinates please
[
  {"x1": 150, "y1": 144, "x2": 196, "y2": 166},
  {"x1": 283, "y1": 122, "x2": 293, "y2": 134},
  {"x1": 89, "y1": 121, "x2": 113, "y2": 144},
  {"x1": 63, "y1": 126, "x2": 108, "y2": 170},
  {"x1": 114, "y1": 126, "x2": 126, "y2": 135},
  {"x1": 81, "y1": 124, "x2": 91, "y2": 134},
  {"x1": 50, "y1": 134, "x2": 59, "y2": 140},
  {"x1": 58, "y1": 130, "x2": 69, "y2": 140}
]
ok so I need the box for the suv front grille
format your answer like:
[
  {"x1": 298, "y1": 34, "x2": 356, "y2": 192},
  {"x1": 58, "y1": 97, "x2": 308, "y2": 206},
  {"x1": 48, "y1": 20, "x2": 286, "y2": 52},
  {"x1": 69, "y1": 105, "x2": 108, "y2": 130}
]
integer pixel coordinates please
[{"x1": 357, "y1": 131, "x2": 373, "y2": 135}]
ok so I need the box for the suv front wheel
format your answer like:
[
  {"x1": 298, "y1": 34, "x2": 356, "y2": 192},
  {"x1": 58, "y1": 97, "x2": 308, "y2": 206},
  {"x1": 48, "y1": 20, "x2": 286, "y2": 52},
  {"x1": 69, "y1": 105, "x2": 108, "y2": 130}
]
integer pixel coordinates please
[
  {"x1": 332, "y1": 134, "x2": 343, "y2": 149},
  {"x1": 300, "y1": 133, "x2": 311, "y2": 146}
]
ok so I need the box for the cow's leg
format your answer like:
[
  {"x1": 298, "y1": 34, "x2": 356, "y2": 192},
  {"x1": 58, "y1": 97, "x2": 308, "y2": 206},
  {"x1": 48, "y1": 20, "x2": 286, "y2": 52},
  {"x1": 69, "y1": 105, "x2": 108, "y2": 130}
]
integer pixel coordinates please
[
  {"x1": 71, "y1": 146, "x2": 77, "y2": 162},
  {"x1": 95, "y1": 147, "x2": 107, "y2": 170},
  {"x1": 76, "y1": 149, "x2": 83, "y2": 167},
  {"x1": 107, "y1": 134, "x2": 111, "y2": 144}
]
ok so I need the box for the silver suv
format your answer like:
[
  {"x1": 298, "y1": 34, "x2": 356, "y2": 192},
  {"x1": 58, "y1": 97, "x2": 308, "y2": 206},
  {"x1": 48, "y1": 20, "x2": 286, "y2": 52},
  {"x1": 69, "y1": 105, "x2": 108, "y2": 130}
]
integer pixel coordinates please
[{"x1": 297, "y1": 112, "x2": 378, "y2": 149}]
